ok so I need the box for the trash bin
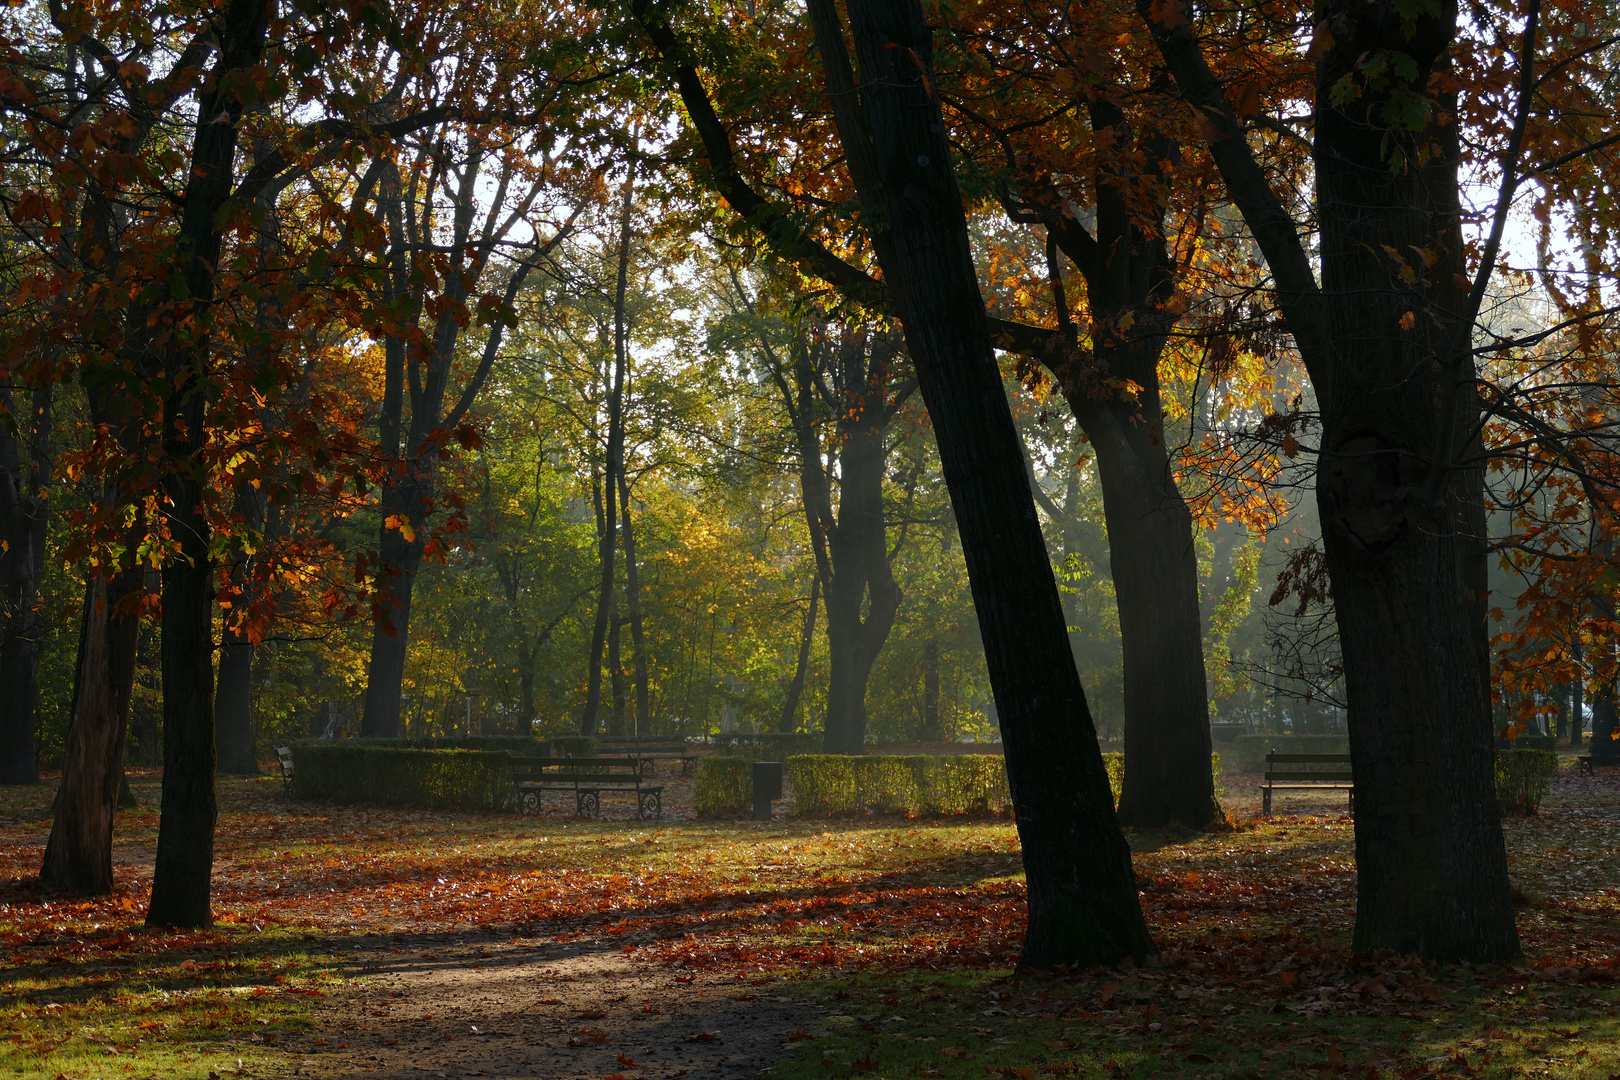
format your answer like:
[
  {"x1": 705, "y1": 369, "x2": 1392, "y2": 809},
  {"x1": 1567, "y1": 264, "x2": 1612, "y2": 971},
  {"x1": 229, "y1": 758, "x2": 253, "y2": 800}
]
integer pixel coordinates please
[{"x1": 753, "y1": 761, "x2": 783, "y2": 821}]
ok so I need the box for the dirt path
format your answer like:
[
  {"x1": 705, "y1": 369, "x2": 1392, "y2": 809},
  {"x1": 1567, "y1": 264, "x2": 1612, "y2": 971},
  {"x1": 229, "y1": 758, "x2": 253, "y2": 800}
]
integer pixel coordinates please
[{"x1": 292, "y1": 929, "x2": 824, "y2": 1079}]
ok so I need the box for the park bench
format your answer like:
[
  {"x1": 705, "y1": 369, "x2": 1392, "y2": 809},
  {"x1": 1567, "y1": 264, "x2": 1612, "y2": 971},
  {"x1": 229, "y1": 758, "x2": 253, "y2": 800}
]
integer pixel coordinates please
[
  {"x1": 596, "y1": 736, "x2": 699, "y2": 776},
  {"x1": 276, "y1": 745, "x2": 294, "y2": 792},
  {"x1": 1260, "y1": 751, "x2": 1354, "y2": 815},
  {"x1": 511, "y1": 756, "x2": 663, "y2": 820}
]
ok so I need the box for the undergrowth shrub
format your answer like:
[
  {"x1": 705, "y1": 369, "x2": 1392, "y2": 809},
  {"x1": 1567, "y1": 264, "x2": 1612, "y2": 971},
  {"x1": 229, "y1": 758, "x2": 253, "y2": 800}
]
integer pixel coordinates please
[
  {"x1": 695, "y1": 757, "x2": 753, "y2": 816},
  {"x1": 1495, "y1": 748, "x2": 1558, "y2": 815},
  {"x1": 290, "y1": 745, "x2": 513, "y2": 810}
]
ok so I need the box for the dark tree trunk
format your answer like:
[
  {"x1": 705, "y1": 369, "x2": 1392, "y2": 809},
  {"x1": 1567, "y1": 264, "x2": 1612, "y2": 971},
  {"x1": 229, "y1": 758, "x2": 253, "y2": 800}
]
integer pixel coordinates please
[
  {"x1": 1036, "y1": 102, "x2": 1214, "y2": 828},
  {"x1": 215, "y1": 482, "x2": 265, "y2": 774},
  {"x1": 518, "y1": 636, "x2": 537, "y2": 729},
  {"x1": 1142, "y1": 0, "x2": 1520, "y2": 962},
  {"x1": 618, "y1": 471, "x2": 650, "y2": 734},
  {"x1": 1311, "y1": 4, "x2": 1515, "y2": 962},
  {"x1": 582, "y1": 179, "x2": 634, "y2": 736},
  {"x1": 39, "y1": 570, "x2": 142, "y2": 894},
  {"x1": 0, "y1": 386, "x2": 50, "y2": 785},
  {"x1": 921, "y1": 636, "x2": 941, "y2": 741},
  {"x1": 1571, "y1": 640, "x2": 1585, "y2": 747},
  {"x1": 361, "y1": 470, "x2": 427, "y2": 737},
  {"x1": 780, "y1": 575, "x2": 819, "y2": 733},
  {"x1": 826, "y1": 0, "x2": 1155, "y2": 966},
  {"x1": 1593, "y1": 682, "x2": 1619, "y2": 759},
  {"x1": 1086, "y1": 409, "x2": 1216, "y2": 827},
  {"x1": 147, "y1": 0, "x2": 272, "y2": 928},
  {"x1": 608, "y1": 606, "x2": 627, "y2": 736},
  {"x1": 215, "y1": 638, "x2": 257, "y2": 774},
  {"x1": 822, "y1": 333, "x2": 903, "y2": 754}
]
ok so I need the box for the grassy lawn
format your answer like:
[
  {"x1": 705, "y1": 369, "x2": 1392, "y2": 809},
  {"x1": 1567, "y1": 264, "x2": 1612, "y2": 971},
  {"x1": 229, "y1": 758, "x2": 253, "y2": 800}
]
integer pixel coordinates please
[{"x1": 0, "y1": 760, "x2": 1615, "y2": 1078}]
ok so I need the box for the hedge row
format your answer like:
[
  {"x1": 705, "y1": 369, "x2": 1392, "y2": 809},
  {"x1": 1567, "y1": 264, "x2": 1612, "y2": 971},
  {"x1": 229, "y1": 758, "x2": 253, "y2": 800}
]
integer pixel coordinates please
[
  {"x1": 694, "y1": 752, "x2": 1218, "y2": 818},
  {"x1": 289, "y1": 745, "x2": 513, "y2": 810},
  {"x1": 1496, "y1": 748, "x2": 1558, "y2": 815}
]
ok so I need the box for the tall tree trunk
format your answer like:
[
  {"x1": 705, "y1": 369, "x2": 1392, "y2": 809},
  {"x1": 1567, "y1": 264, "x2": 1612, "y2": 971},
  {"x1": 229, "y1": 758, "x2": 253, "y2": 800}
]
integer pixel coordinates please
[
  {"x1": 147, "y1": 0, "x2": 273, "y2": 928},
  {"x1": 1036, "y1": 101, "x2": 1214, "y2": 828},
  {"x1": 1308, "y1": 3, "x2": 1515, "y2": 961},
  {"x1": 360, "y1": 470, "x2": 427, "y2": 737},
  {"x1": 608, "y1": 605, "x2": 627, "y2": 736},
  {"x1": 820, "y1": 0, "x2": 1155, "y2": 966},
  {"x1": 618, "y1": 471, "x2": 650, "y2": 734},
  {"x1": 1571, "y1": 639, "x2": 1585, "y2": 747},
  {"x1": 921, "y1": 636, "x2": 941, "y2": 741},
  {"x1": 582, "y1": 178, "x2": 634, "y2": 735},
  {"x1": 1085, "y1": 410, "x2": 1216, "y2": 827},
  {"x1": 39, "y1": 570, "x2": 141, "y2": 894},
  {"x1": 0, "y1": 385, "x2": 50, "y2": 785},
  {"x1": 215, "y1": 482, "x2": 265, "y2": 774},
  {"x1": 822, "y1": 335, "x2": 903, "y2": 754},
  {"x1": 1141, "y1": 0, "x2": 1520, "y2": 962},
  {"x1": 781, "y1": 575, "x2": 819, "y2": 733}
]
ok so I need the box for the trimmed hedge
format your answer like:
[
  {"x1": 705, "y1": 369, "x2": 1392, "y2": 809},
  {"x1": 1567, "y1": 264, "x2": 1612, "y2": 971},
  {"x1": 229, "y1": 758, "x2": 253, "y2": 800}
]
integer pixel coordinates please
[
  {"x1": 289, "y1": 745, "x2": 512, "y2": 810},
  {"x1": 787, "y1": 755, "x2": 1011, "y2": 816},
  {"x1": 1496, "y1": 748, "x2": 1558, "y2": 815},
  {"x1": 695, "y1": 756, "x2": 754, "y2": 816},
  {"x1": 1227, "y1": 734, "x2": 1349, "y2": 772},
  {"x1": 708, "y1": 732, "x2": 825, "y2": 760}
]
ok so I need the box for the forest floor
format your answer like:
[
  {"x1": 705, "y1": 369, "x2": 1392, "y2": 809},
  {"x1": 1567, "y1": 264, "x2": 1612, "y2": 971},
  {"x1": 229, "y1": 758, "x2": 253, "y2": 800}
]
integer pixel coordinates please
[{"x1": 0, "y1": 753, "x2": 1617, "y2": 1080}]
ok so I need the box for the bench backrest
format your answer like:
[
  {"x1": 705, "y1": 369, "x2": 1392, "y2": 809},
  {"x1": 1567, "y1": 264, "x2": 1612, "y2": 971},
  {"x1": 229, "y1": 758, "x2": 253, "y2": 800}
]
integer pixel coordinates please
[
  {"x1": 598, "y1": 740, "x2": 690, "y2": 751},
  {"x1": 1263, "y1": 751, "x2": 1351, "y2": 780},
  {"x1": 512, "y1": 755, "x2": 643, "y2": 776},
  {"x1": 276, "y1": 746, "x2": 294, "y2": 775}
]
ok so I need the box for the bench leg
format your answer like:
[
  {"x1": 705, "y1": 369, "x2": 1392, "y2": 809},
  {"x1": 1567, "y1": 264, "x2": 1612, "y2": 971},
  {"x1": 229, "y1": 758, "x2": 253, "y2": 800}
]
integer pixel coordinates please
[
  {"x1": 1262, "y1": 788, "x2": 1272, "y2": 816},
  {"x1": 638, "y1": 790, "x2": 662, "y2": 821}
]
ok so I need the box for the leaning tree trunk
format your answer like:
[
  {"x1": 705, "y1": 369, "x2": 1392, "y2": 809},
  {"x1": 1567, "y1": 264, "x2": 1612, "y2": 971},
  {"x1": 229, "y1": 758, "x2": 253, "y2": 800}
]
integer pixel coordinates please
[
  {"x1": 39, "y1": 570, "x2": 142, "y2": 894},
  {"x1": 829, "y1": 0, "x2": 1155, "y2": 966}
]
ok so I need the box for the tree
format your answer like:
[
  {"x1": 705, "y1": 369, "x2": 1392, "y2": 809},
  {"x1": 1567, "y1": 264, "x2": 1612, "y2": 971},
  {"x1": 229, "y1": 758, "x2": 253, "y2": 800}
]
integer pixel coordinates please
[
  {"x1": 0, "y1": 385, "x2": 49, "y2": 784},
  {"x1": 1134, "y1": 0, "x2": 1557, "y2": 959}
]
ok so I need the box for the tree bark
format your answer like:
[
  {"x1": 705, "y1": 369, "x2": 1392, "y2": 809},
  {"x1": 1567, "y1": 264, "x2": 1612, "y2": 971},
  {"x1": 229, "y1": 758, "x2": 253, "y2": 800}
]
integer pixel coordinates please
[
  {"x1": 360, "y1": 470, "x2": 427, "y2": 737},
  {"x1": 147, "y1": 0, "x2": 273, "y2": 928},
  {"x1": 921, "y1": 636, "x2": 941, "y2": 741},
  {"x1": 582, "y1": 178, "x2": 634, "y2": 735},
  {"x1": 826, "y1": 0, "x2": 1155, "y2": 966},
  {"x1": 1141, "y1": 0, "x2": 1519, "y2": 960},
  {"x1": 1571, "y1": 639, "x2": 1585, "y2": 747},
  {"x1": 618, "y1": 470, "x2": 650, "y2": 734},
  {"x1": 822, "y1": 332, "x2": 903, "y2": 754},
  {"x1": 215, "y1": 482, "x2": 266, "y2": 774},
  {"x1": 0, "y1": 386, "x2": 50, "y2": 785},
  {"x1": 39, "y1": 570, "x2": 141, "y2": 894},
  {"x1": 781, "y1": 574, "x2": 819, "y2": 733},
  {"x1": 1084, "y1": 407, "x2": 1216, "y2": 827}
]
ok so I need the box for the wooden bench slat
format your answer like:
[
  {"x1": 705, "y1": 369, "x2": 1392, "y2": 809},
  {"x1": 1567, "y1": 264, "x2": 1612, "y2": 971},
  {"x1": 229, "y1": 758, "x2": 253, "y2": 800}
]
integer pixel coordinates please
[
  {"x1": 1264, "y1": 753, "x2": 1352, "y2": 763},
  {"x1": 1263, "y1": 771, "x2": 1354, "y2": 782}
]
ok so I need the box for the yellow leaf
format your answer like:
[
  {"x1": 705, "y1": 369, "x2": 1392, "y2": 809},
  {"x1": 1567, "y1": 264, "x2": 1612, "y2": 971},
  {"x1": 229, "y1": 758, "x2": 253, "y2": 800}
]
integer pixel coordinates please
[{"x1": 1399, "y1": 311, "x2": 1416, "y2": 331}]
